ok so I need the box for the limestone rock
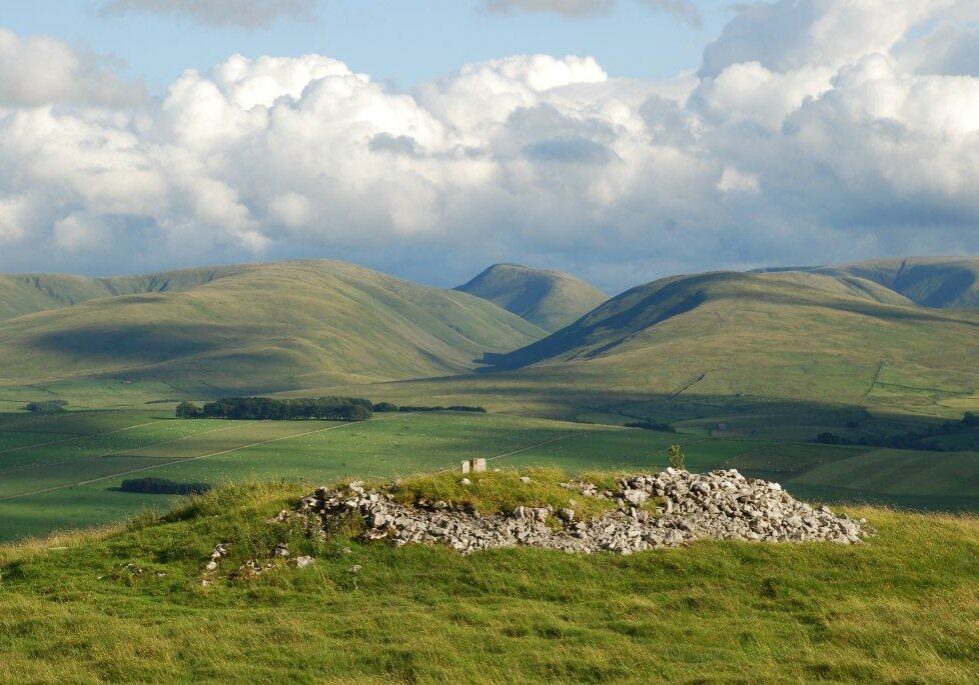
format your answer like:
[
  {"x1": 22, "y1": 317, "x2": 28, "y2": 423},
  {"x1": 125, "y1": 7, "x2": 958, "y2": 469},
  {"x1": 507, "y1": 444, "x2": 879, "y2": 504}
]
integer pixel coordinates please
[{"x1": 294, "y1": 469, "x2": 869, "y2": 556}]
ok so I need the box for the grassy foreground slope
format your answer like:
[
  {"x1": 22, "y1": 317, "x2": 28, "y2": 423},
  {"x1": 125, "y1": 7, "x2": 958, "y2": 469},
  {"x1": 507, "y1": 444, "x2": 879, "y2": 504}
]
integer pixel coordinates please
[
  {"x1": 0, "y1": 260, "x2": 545, "y2": 397},
  {"x1": 0, "y1": 479, "x2": 976, "y2": 683},
  {"x1": 456, "y1": 263, "x2": 608, "y2": 332},
  {"x1": 479, "y1": 270, "x2": 979, "y2": 419}
]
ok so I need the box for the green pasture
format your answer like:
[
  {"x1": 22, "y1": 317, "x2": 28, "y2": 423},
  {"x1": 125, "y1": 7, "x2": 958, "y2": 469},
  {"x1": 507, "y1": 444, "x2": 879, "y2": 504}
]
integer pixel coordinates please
[{"x1": 2, "y1": 410, "x2": 979, "y2": 541}]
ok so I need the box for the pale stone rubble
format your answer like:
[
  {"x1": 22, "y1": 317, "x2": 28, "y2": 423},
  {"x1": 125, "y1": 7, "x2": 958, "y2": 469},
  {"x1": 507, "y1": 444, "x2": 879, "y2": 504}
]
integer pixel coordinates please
[{"x1": 281, "y1": 469, "x2": 868, "y2": 556}]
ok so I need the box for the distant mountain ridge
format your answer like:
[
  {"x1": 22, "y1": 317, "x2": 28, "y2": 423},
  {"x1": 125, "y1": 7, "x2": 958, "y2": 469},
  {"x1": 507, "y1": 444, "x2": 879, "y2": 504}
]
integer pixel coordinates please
[
  {"x1": 0, "y1": 266, "x2": 247, "y2": 321},
  {"x1": 0, "y1": 260, "x2": 546, "y2": 394},
  {"x1": 479, "y1": 268, "x2": 979, "y2": 414},
  {"x1": 757, "y1": 257, "x2": 979, "y2": 309},
  {"x1": 455, "y1": 263, "x2": 607, "y2": 331}
]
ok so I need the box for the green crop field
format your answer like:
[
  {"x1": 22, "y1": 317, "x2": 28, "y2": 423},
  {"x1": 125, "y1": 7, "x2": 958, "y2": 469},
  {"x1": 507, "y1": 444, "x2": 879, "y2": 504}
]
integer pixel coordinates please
[{"x1": 3, "y1": 409, "x2": 978, "y2": 542}]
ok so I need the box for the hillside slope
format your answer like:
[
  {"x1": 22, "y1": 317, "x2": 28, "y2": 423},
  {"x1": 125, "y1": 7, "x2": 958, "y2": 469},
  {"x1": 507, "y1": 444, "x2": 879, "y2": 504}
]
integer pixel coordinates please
[
  {"x1": 0, "y1": 266, "x2": 248, "y2": 321},
  {"x1": 480, "y1": 270, "x2": 979, "y2": 414},
  {"x1": 763, "y1": 257, "x2": 979, "y2": 308},
  {"x1": 456, "y1": 263, "x2": 607, "y2": 331},
  {"x1": 0, "y1": 260, "x2": 546, "y2": 394}
]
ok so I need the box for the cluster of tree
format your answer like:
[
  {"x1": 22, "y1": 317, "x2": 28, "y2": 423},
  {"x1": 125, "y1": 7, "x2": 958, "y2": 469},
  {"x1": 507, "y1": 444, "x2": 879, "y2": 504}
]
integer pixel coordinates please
[
  {"x1": 397, "y1": 405, "x2": 487, "y2": 413},
  {"x1": 624, "y1": 421, "x2": 677, "y2": 433},
  {"x1": 176, "y1": 396, "x2": 373, "y2": 421},
  {"x1": 815, "y1": 412, "x2": 979, "y2": 451},
  {"x1": 175, "y1": 397, "x2": 489, "y2": 421},
  {"x1": 119, "y1": 477, "x2": 212, "y2": 495},
  {"x1": 25, "y1": 400, "x2": 69, "y2": 414}
]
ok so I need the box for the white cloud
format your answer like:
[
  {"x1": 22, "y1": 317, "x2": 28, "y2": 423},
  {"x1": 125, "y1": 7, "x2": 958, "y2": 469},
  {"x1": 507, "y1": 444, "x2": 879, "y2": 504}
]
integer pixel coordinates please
[
  {"x1": 3, "y1": 3, "x2": 979, "y2": 290},
  {"x1": 0, "y1": 28, "x2": 143, "y2": 107},
  {"x1": 100, "y1": 0, "x2": 317, "y2": 29},
  {"x1": 53, "y1": 213, "x2": 111, "y2": 252},
  {"x1": 717, "y1": 167, "x2": 759, "y2": 194}
]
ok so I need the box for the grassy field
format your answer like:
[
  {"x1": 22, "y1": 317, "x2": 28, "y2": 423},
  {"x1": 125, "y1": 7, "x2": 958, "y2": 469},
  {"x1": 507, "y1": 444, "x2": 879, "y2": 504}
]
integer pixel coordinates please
[
  {"x1": 0, "y1": 479, "x2": 976, "y2": 683},
  {"x1": 2, "y1": 409, "x2": 978, "y2": 542}
]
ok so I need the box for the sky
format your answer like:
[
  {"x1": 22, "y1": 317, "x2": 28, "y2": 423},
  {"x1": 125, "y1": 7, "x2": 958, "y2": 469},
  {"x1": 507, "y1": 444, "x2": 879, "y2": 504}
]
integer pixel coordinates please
[{"x1": 2, "y1": 0, "x2": 979, "y2": 291}]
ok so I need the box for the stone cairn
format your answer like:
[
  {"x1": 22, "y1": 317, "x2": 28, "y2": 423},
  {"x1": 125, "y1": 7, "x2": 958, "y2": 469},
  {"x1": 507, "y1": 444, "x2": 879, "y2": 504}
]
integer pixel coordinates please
[{"x1": 276, "y1": 468, "x2": 868, "y2": 556}]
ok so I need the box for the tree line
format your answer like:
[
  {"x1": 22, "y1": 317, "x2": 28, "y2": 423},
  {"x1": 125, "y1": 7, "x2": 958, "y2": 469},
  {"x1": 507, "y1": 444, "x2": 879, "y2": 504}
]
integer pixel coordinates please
[
  {"x1": 175, "y1": 397, "x2": 488, "y2": 421},
  {"x1": 120, "y1": 477, "x2": 212, "y2": 495},
  {"x1": 816, "y1": 412, "x2": 979, "y2": 451},
  {"x1": 624, "y1": 420, "x2": 677, "y2": 433},
  {"x1": 25, "y1": 400, "x2": 69, "y2": 414},
  {"x1": 176, "y1": 396, "x2": 374, "y2": 421}
]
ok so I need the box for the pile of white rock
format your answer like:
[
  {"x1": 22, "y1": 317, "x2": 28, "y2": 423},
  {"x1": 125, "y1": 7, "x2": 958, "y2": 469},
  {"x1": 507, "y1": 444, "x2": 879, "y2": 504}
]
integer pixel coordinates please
[{"x1": 280, "y1": 469, "x2": 867, "y2": 556}]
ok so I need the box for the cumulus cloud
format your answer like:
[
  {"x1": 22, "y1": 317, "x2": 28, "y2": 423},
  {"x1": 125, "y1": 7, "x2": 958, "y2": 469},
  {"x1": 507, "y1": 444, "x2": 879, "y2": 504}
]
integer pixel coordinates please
[
  {"x1": 2, "y1": 1, "x2": 979, "y2": 290},
  {"x1": 482, "y1": 0, "x2": 702, "y2": 27},
  {"x1": 0, "y1": 28, "x2": 143, "y2": 106},
  {"x1": 100, "y1": 0, "x2": 317, "y2": 28}
]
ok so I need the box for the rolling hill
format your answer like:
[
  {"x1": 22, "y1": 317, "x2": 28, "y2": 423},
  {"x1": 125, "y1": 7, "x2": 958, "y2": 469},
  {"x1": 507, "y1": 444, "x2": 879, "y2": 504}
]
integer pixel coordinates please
[
  {"x1": 0, "y1": 260, "x2": 546, "y2": 398},
  {"x1": 455, "y1": 263, "x2": 608, "y2": 331},
  {"x1": 477, "y1": 269, "x2": 979, "y2": 417},
  {"x1": 0, "y1": 266, "x2": 248, "y2": 321},
  {"x1": 760, "y1": 257, "x2": 979, "y2": 309}
]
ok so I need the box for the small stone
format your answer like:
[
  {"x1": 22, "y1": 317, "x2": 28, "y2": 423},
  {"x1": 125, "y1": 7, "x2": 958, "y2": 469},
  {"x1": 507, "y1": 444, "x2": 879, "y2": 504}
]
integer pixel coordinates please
[
  {"x1": 293, "y1": 556, "x2": 315, "y2": 568},
  {"x1": 520, "y1": 476, "x2": 531, "y2": 483},
  {"x1": 460, "y1": 478, "x2": 471, "y2": 485},
  {"x1": 205, "y1": 561, "x2": 218, "y2": 571},
  {"x1": 348, "y1": 565, "x2": 362, "y2": 574}
]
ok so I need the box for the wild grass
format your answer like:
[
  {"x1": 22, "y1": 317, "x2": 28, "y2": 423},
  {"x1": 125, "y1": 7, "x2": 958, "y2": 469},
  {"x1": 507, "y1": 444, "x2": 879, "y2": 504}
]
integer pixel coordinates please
[
  {"x1": 0, "y1": 477, "x2": 977, "y2": 683},
  {"x1": 380, "y1": 467, "x2": 625, "y2": 520}
]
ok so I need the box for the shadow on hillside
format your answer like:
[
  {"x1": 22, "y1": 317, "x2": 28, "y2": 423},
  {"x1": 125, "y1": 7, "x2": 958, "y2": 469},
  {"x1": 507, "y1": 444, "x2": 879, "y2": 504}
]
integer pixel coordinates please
[{"x1": 26, "y1": 323, "x2": 238, "y2": 362}]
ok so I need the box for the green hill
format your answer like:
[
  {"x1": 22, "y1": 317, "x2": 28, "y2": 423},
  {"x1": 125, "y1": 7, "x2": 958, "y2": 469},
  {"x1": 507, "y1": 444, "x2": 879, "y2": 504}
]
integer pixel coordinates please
[
  {"x1": 0, "y1": 260, "x2": 546, "y2": 398},
  {"x1": 765, "y1": 257, "x2": 979, "y2": 308},
  {"x1": 478, "y1": 270, "x2": 979, "y2": 418},
  {"x1": 0, "y1": 477, "x2": 976, "y2": 683},
  {"x1": 456, "y1": 263, "x2": 608, "y2": 332},
  {"x1": 0, "y1": 266, "x2": 248, "y2": 321}
]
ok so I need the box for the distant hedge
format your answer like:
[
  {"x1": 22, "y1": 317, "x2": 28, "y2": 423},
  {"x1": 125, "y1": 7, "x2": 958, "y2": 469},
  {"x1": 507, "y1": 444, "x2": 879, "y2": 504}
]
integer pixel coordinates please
[
  {"x1": 624, "y1": 421, "x2": 677, "y2": 433},
  {"x1": 120, "y1": 477, "x2": 212, "y2": 495},
  {"x1": 26, "y1": 400, "x2": 68, "y2": 414},
  {"x1": 174, "y1": 398, "x2": 488, "y2": 421},
  {"x1": 176, "y1": 397, "x2": 373, "y2": 421},
  {"x1": 815, "y1": 411, "x2": 979, "y2": 451},
  {"x1": 398, "y1": 405, "x2": 487, "y2": 413}
]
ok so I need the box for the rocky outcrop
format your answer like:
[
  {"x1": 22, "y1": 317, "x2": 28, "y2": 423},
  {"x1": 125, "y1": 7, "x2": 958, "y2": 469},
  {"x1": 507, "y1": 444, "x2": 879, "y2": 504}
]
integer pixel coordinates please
[{"x1": 281, "y1": 469, "x2": 868, "y2": 556}]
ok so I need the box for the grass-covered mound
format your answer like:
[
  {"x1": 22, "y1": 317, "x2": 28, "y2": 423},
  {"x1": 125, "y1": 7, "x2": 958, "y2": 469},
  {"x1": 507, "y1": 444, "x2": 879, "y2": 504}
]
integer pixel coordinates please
[
  {"x1": 1, "y1": 474, "x2": 977, "y2": 683},
  {"x1": 378, "y1": 467, "x2": 630, "y2": 520}
]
